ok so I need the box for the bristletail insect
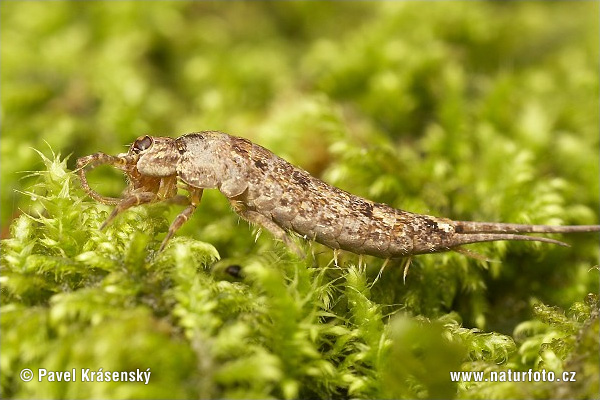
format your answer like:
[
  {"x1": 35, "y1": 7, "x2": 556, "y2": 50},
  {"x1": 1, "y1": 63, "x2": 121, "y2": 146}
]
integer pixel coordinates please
[{"x1": 76, "y1": 131, "x2": 600, "y2": 258}]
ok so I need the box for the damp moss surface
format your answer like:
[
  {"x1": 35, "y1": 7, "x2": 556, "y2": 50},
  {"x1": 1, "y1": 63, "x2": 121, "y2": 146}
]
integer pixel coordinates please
[{"x1": 2, "y1": 2, "x2": 599, "y2": 399}]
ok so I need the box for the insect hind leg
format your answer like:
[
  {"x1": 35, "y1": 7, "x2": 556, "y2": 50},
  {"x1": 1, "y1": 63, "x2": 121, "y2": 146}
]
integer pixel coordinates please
[{"x1": 230, "y1": 200, "x2": 303, "y2": 257}]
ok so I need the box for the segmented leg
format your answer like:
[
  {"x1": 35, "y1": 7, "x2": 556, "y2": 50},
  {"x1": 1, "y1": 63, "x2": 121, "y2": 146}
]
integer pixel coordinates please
[
  {"x1": 100, "y1": 192, "x2": 157, "y2": 229},
  {"x1": 166, "y1": 195, "x2": 192, "y2": 206},
  {"x1": 159, "y1": 188, "x2": 203, "y2": 251},
  {"x1": 230, "y1": 200, "x2": 303, "y2": 257}
]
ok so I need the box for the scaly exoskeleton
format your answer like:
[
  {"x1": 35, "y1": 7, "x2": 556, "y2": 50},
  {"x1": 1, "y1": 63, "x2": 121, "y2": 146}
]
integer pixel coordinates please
[{"x1": 76, "y1": 132, "x2": 600, "y2": 257}]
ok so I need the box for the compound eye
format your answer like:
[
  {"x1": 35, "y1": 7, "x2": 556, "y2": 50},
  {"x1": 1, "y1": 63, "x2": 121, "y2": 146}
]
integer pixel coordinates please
[{"x1": 132, "y1": 136, "x2": 153, "y2": 154}]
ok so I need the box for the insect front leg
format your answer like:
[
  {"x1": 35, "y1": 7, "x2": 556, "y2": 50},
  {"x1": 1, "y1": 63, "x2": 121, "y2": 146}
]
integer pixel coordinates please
[
  {"x1": 101, "y1": 192, "x2": 158, "y2": 230},
  {"x1": 159, "y1": 187, "x2": 204, "y2": 251},
  {"x1": 229, "y1": 200, "x2": 303, "y2": 257}
]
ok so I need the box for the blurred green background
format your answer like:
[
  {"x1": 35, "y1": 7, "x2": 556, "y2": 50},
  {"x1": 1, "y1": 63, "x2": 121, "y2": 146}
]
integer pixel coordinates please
[{"x1": 1, "y1": 1, "x2": 599, "y2": 399}]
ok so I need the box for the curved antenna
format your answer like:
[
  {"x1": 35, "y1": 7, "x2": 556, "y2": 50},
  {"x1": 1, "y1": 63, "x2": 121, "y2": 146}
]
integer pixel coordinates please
[{"x1": 75, "y1": 152, "x2": 136, "y2": 205}]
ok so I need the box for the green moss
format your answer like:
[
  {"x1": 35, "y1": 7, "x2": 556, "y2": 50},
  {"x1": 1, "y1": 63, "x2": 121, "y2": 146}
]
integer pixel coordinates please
[{"x1": 2, "y1": 2, "x2": 599, "y2": 399}]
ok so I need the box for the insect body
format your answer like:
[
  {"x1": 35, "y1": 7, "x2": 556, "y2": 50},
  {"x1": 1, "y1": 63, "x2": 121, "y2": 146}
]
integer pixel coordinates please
[{"x1": 76, "y1": 132, "x2": 600, "y2": 257}]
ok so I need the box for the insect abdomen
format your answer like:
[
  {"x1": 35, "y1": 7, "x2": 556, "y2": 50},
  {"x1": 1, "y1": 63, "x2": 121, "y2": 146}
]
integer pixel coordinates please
[{"x1": 240, "y1": 145, "x2": 417, "y2": 257}]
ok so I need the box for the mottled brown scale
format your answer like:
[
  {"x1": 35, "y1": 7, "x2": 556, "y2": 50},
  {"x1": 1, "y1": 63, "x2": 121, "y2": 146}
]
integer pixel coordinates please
[{"x1": 76, "y1": 131, "x2": 600, "y2": 257}]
